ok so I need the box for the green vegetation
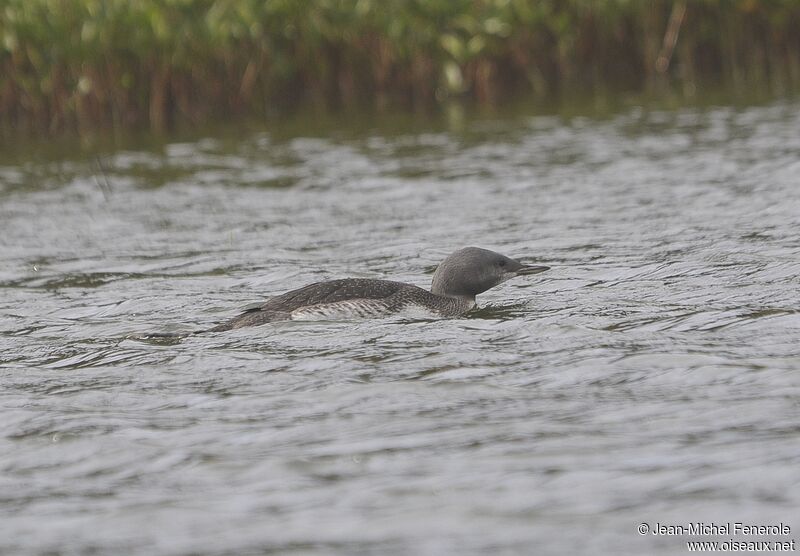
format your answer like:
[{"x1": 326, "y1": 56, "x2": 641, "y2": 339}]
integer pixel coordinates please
[{"x1": 2, "y1": 0, "x2": 799, "y2": 135}]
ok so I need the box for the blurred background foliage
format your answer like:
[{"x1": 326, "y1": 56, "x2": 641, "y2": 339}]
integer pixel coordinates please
[{"x1": 1, "y1": 0, "x2": 799, "y2": 135}]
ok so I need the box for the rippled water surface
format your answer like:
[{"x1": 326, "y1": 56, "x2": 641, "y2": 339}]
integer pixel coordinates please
[{"x1": 2, "y1": 103, "x2": 800, "y2": 555}]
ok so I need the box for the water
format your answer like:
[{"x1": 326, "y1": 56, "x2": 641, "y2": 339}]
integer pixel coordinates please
[{"x1": 2, "y1": 102, "x2": 799, "y2": 555}]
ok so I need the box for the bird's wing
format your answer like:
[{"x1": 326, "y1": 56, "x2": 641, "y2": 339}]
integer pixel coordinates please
[
  {"x1": 256, "y1": 279, "x2": 407, "y2": 313},
  {"x1": 239, "y1": 300, "x2": 271, "y2": 313}
]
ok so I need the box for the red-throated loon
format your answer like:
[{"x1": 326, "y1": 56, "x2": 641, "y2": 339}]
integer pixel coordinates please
[{"x1": 208, "y1": 247, "x2": 548, "y2": 331}]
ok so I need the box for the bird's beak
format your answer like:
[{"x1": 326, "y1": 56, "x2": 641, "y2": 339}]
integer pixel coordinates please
[{"x1": 516, "y1": 265, "x2": 550, "y2": 275}]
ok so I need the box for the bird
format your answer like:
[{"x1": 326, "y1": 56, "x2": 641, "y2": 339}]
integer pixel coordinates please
[{"x1": 209, "y1": 247, "x2": 548, "y2": 331}]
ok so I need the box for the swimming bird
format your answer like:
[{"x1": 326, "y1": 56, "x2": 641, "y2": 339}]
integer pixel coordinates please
[{"x1": 209, "y1": 247, "x2": 548, "y2": 331}]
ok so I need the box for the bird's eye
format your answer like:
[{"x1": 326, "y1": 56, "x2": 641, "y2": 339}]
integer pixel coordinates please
[{"x1": 498, "y1": 260, "x2": 506, "y2": 267}]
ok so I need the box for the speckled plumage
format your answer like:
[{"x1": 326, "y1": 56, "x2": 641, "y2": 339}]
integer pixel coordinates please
[
  {"x1": 209, "y1": 247, "x2": 548, "y2": 331},
  {"x1": 210, "y1": 278, "x2": 474, "y2": 331}
]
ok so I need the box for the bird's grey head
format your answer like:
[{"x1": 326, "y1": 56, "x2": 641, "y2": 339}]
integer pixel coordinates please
[{"x1": 430, "y1": 247, "x2": 549, "y2": 299}]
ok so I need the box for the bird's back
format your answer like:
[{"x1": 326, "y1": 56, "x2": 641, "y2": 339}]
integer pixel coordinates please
[
  {"x1": 210, "y1": 278, "x2": 435, "y2": 330},
  {"x1": 263, "y1": 278, "x2": 408, "y2": 311}
]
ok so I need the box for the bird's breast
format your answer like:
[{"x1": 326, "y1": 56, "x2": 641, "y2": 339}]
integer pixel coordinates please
[
  {"x1": 289, "y1": 298, "x2": 445, "y2": 320},
  {"x1": 290, "y1": 299, "x2": 395, "y2": 320}
]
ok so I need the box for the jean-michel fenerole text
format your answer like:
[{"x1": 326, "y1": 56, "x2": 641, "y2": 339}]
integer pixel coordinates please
[{"x1": 651, "y1": 522, "x2": 791, "y2": 536}]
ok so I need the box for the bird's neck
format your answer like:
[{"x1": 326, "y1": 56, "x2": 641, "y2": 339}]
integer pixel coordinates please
[{"x1": 429, "y1": 291, "x2": 476, "y2": 314}]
